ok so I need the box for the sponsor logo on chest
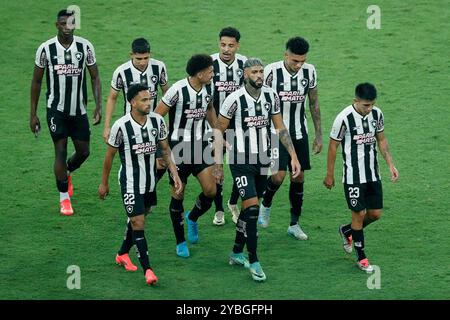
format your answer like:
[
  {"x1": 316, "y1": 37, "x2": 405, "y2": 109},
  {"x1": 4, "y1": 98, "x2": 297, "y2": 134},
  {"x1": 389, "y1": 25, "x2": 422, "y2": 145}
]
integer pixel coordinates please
[{"x1": 132, "y1": 141, "x2": 157, "y2": 155}]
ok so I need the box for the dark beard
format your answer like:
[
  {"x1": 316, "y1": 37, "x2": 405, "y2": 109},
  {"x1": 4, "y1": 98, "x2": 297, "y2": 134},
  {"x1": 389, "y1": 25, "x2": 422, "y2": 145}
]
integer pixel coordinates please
[{"x1": 248, "y1": 79, "x2": 263, "y2": 89}]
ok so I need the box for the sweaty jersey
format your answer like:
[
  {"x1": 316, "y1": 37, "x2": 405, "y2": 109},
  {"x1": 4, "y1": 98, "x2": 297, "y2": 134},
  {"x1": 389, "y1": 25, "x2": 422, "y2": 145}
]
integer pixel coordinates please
[
  {"x1": 111, "y1": 59, "x2": 168, "y2": 113},
  {"x1": 330, "y1": 105, "x2": 385, "y2": 184},
  {"x1": 211, "y1": 53, "x2": 247, "y2": 114},
  {"x1": 35, "y1": 36, "x2": 96, "y2": 116},
  {"x1": 220, "y1": 85, "x2": 280, "y2": 165},
  {"x1": 264, "y1": 61, "x2": 317, "y2": 140},
  {"x1": 108, "y1": 112, "x2": 168, "y2": 194}
]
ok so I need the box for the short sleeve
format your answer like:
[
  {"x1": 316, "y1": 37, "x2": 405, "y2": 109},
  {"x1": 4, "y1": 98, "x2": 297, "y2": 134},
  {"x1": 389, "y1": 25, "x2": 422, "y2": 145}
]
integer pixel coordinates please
[
  {"x1": 159, "y1": 62, "x2": 168, "y2": 86},
  {"x1": 264, "y1": 65, "x2": 274, "y2": 88},
  {"x1": 35, "y1": 43, "x2": 47, "y2": 69},
  {"x1": 309, "y1": 65, "x2": 317, "y2": 89},
  {"x1": 111, "y1": 67, "x2": 123, "y2": 91},
  {"x1": 330, "y1": 115, "x2": 346, "y2": 141},
  {"x1": 108, "y1": 122, "x2": 123, "y2": 148},
  {"x1": 157, "y1": 115, "x2": 168, "y2": 141},
  {"x1": 376, "y1": 110, "x2": 384, "y2": 133},
  {"x1": 161, "y1": 85, "x2": 179, "y2": 108},
  {"x1": 85, "y1": 40, "x2": 96, "y2": 66},
  {"x1": 219, "y1": 95, "x2": 237, "y2": 119},
  {"x1": 271, "y1": 92, "x2": 281, "y2": 115}
]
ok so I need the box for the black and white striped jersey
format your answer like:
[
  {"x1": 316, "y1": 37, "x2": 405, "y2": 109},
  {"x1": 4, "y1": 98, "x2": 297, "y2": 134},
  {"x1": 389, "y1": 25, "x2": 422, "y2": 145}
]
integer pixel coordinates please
[
  {"x1": 264, "y1": 61, "x2": 317, "y2": 140},
  {"x1": 35, "y1": 36, "x2": 96, "y2": 116},
  {"x1": 161, "y1": 78, "x2": 212, "y2": 144},
  {"x1": 220, "y1": 85, "x2": 281, "y2": 164},
  {"x1": 111, "y1": 59, "x2": 168, "y2": 113},
  {"x1": 330, "y1": 105, "x2": 385, "y2": 184},
  {"x1": 108, "y1": 112, "x2": 168, "y2": 194},
  {"x1": 211, "y1": 53, "x2": 247, "y2": 115}
]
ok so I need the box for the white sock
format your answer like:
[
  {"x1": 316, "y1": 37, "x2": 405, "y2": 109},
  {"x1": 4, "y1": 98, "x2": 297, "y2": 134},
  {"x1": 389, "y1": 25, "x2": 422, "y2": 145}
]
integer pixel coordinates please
[{"x1": 60, "y1": 192, "x2": 70, "y2": 201}]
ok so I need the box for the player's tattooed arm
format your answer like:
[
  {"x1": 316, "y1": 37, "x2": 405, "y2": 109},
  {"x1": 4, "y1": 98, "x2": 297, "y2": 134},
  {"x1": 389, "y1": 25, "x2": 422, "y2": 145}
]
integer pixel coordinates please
[
  {"x1": 158, "y1": 139, "x2": 174, "y2": 170},
  {"x1": 308, "y1": 87, "x2": 323, "y2": 154},
  {"x1": 212, "y1": 115, "x2": 230, "y2": 184},
  {"x1": 279, "y1": 127, "x2": 295, "y2": 154},
  {"x1": 272, "y1": 113, "x2": 301, "y2": 177}
]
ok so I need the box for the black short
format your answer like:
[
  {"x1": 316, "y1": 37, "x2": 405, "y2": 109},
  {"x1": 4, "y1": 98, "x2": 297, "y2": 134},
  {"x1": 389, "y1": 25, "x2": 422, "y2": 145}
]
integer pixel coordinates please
[
  {"x1": 120, "y1": 188, "x2": 156, "y2": 217},
  {"x1": 274, "y1": 137, "x2": 311, "y2": 172},
  {"x1": 46, "y1": 109, "x2": 90, "y2": 142},
  {"x1": 169, "y1": 163, "x2": 213, "y2": 185},
  {"x1": 343, "y1": 181, "x2": 383, "y2": 212},
  {"x1": 229, "y1": 164, "x2": 269, "y2": 201}
]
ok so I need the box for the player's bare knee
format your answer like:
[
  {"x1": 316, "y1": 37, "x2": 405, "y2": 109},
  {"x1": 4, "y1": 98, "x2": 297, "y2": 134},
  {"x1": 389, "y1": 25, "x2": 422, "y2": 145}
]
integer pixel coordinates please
[
  {"x1": 54, "y1": 145, "x2": 68, "y2": 161},
  {"x1": 290, "y1": 171, "x2": 304, "y2": 183},
  {"x1": 271, "y1": 171, "x2": 286, "y2": 186},
  {"x1": 368, "y1": 210, "x2": 382, "y2": 221},
  {"x1": 130, "y1": 215, "x2": 145, "y2": 230},
  {"x1": 351, "y1": 210, "x2": 366, "y2": 223},
  {"x1": 203, "y1": 185, "x2": 216, "y2": 199}
]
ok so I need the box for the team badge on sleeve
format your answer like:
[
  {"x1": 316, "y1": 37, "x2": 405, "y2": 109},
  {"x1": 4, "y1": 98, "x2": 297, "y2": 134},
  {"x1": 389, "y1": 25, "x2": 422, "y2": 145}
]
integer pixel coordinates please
[
  {"x1": 168, "y1": 91, "x2": 179, "y2": 107},
  {"x1": 38, "y1": 49, "x2": 47, "y2": 67},
  {"x1": 376, "y1": 117, "x2": 384, "y2": 131},
  {"x1": 116, "y1": 75, "x2": 124, "y2": 89},
  {"x1": 227, "y1": 101, "x2": 238, "y2": 118},
  {"x1": 160, "y1": 69, "x2": 167, "y2": 85},
  {"x1": 86, "y1": 47, "x2": 95, "y2": 65},
  {"x1": 273, "y1": 94, "x2": 281, "y2": 113},
  {"x1": 159, "y1": 121, "x2": 167, "y2": 139},
  {"x1": 113, "y1": 128, "x2": 123, "y2": 146},
  {"x1": 265, "y1": 71, "x2": 273, "y2": 87}
]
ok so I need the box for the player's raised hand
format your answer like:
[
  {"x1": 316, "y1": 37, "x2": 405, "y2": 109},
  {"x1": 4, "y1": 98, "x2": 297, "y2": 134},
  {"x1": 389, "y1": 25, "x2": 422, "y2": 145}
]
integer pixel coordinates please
[
  {"x1": 98, "y1": 183, "x2": 109, "y2": 199},
  {"x1": 93, "y1": 107, "x2": 102, "y2": 125},
  {"x1": 290, "y1": 158, "x2": 301, "y2": 178}
]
